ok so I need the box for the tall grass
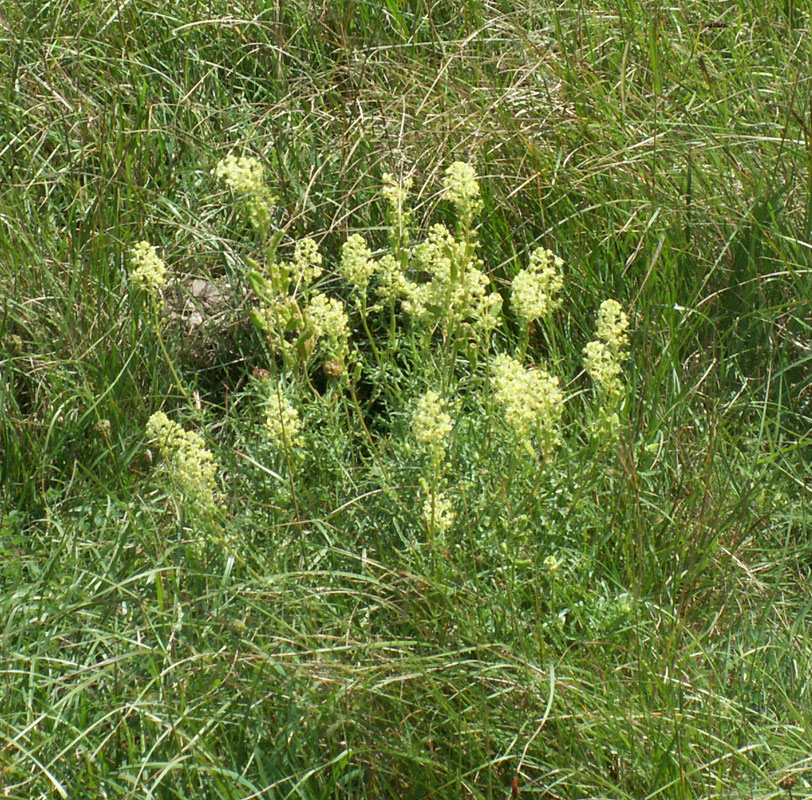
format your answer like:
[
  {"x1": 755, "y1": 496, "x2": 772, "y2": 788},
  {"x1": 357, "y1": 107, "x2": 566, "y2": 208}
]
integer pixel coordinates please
[{"x1": 1, "y1": 1, "x2": 810, "y2": 798}]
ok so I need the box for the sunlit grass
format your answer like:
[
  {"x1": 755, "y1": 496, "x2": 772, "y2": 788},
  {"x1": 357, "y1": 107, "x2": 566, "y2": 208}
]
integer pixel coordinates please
[{"x1": 1, "y1": 1, "x2": 810, "y2": 798}]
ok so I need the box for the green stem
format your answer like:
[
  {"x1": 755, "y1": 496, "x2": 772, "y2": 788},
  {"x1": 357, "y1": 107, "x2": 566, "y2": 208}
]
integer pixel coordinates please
[
  {"x1": 358, "y1": 291, "x2": 384, "y2": 375},
  {"x1": 152, "y1": 300, "x2": 189, "y2": 402},
  {"x1": 518, "y1": 321, "x2": 530, "y2": 362},
  {"x1": 348, "y1": 381, "x2": 390, "y2": 486}
]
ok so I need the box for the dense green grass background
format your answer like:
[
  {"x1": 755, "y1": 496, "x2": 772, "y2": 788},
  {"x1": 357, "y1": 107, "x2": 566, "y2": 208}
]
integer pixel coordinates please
[{"x1": 1, "y1": 1, "x2": 810, "y2": 798}]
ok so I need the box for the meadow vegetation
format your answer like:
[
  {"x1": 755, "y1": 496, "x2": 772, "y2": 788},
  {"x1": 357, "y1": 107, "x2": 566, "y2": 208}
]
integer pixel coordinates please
[{"x1": 1, "y1": 1, "x2": 810, "y2": 797}]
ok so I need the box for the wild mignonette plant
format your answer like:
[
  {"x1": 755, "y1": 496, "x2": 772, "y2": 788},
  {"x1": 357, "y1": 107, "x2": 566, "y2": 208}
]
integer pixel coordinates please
[
  {"x1": 412, "y1": 388, "x2": 455, "y2": 543},
  {"x1": 583, "y1": 298, "x2": 631, "y2": 440},
  {"x1": 129, "y1": 240, "x2": 168, "y2": 299},
  {"x1": 139, "y1": 154, "x2": 630, "y2": 547},
  {"x1": 145, "y1": 410, "x2": 218, "y2": 512}
]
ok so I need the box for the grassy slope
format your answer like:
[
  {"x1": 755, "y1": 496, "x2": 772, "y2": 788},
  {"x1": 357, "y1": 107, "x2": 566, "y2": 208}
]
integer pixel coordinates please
[{"x1": 1, "y1": 1, "x2": 810, "y2": 798}]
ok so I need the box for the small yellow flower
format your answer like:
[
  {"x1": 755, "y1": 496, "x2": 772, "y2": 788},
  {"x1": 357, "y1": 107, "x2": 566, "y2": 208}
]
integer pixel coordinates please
[
  {"x1": 443, "y1": 162, "x2": 482, "y2": 224},
  {"x1": 583, "y1": 340, "x2": 624, "y2": 397},
  {"x1": 146, "y1": 411, "x2": 217, "y2": 507},
  {"x1": 382, "y1": 173, "x2": 414, "y2": 244},
  {"x1": 595, "y1": 299, "x2": 629, "y2": 354},
  {"x1": 305, "y1": 293, "x2": 349, "y2": 359},
  {"x1": 402, "y1": 223, "x2": 501, "y2": 333},
  {"x1": 288, "y1": 238, "x2": 323, "y2": 287},
  {"x1": 129, "y1": 241, "x2": 168, "y2": 294},
  {"x1": 215, "y1": 153, "x2": 274, "y2": 232},
  {"x1": 510, "y1": 248, "x2": 564, "y2": 323},
  {"x1": 491, "y1": 353, "x2": 563, "y2": 459},
  {"x1": 340, "y1": 234, "x2": 377, "y2": 293},
  {"x1": 422, "y1": 489, "x2": 455, "y2": 534},
  {"x1": 215, "y1": 154, "x2": 266, "y2": 195},
  {"x1": 381, "y1": 173, "x2": 413, "y2": 212},
  {"x1": 265, "y1": 388, "x2": 303, "y2": 449},
  {"x1": 375, "y1": 253, "x2": 411, "y2": 302},
  {"x1": 413, "y1": 390, "x2": 453, "y2": 462},
  {"x1": 583, "y1": 299, "x2": 629, "y2": 399},
  {"x1": 251, "y1": 295, "x2": 302, "y2": 355}
]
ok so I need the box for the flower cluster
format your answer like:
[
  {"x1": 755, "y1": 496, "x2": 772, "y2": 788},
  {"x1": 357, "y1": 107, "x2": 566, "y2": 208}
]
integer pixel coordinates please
[
  {"x1": 352, "y1": 163, "x2": 503, "y2": 334},
  {"x1": 595, "y1": 299, "x2": 629, "y2": 353},
  {"x1": 422, "y1": 488, "x2": 456, "y2": 535},
  {"x1": 376, "y1": 253, "x2": 412, "y2": 302},
  {"x1": 382, "y1": 173, "x2": 414, "y2": 246},
  {"x1": 287, "y1": 237, "x2": 323, "y2": 287},
  {"x1": 265, "y1": 388, "x2": 303, "y2": 449},
  {"x1": 491, "y1": 353, "x2": 564, "y2": 459},
  {"x1": 413, "y1": 389, "x2": 453, "y2": 464},
  {"x1": 250, "y1": 295, "x2": 301, "y2": 355},
  {"x1": 443, "y1": 161, "x2": 482, "y2": 227},
  {"x1": 394, "y1": 164, "x2": 500, "y2": 333},
  {"x1": 582, "y1": 341, "x2": 623, "y2": 397},
  {"x1": 381, "y1": 173, "x2": 412, "y2": 214},
  {"x1": 340, "y1": 234, "x2": 377, "y2": 294},
  {"x1": 510, "y1": 247, "x2": 564, "y2": 323},
  {"x1": 215, "y1": 154, "x2": 274, "y2": 233},
  {"x1": 129, "y1": 241, "x2": 168, "y2": 295},
  {"x1": 412, "y1": 389, "x2": 456, "y2": 539},
  {"x1": 401, "y1": 223, "x2": 502, "y2": 333},
  {"x1": 215, "y1": 154, "x2": 266, "y2": 195},
  {"x1": 583, "y1": 299, "x2": 629, "y2": 399},
  {"x1": 146, "y1": 411, "x2": 217, "y2": 507},
  {"x1": 249, "y1": 237, "x2": 343, "y2": 366},
  {"x1": 305, "y1": 293, "x2": 350, "y2": 361}
]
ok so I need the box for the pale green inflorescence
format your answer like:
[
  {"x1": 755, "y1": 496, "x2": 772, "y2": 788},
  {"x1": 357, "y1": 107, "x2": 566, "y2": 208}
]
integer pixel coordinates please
[
  {"x1": 378, "y1": 162, "x2": 500, "y2": 332},
  {"x1": 215, "y1": 154, "x2": 266, "y2": 194},
  {"x1": 129, "y1": 241, "x2": 168, "y2": 295},
  {"x1": 510, "y1": 247, "x2": 564, "y2": 323},
  {"x1": 288, "y1": 237, "x2": 323, "y2": 287},
  {"x1": 375, "y1": 253, "x2": 412, "y2": 302},
  {"x1": 248, "y1": 237, "x2": 325, "y2": 358},
  {"x1": 265, "y1": 389, "x2": 303, "y2": 449},
  {"x1": 583, "y1": 299, "x2": 629, "y2": 398},
  {"x1": 382, "y1": 173, "x2": 414, "y2": 245},
  {"x1": 491, "y1": 353, "x2": 564, "y2": 459},
  {"x1": 146, "y1": 411, "x2": 217, "y2": 507},
  {"x1": 544, "y1": 554, "x2": 563, "y2": 574},
  {"x1": 413, "y1": 389, "x2": 453, "y2": 463},
  {"x1": 422, "y1": 489, "x2": 456, "y2": 534},
  {"x1": 402, "y1": 223, "x2": 502, "y2": 332},
  {"x1": 250, "y1": 295, "x2": 300, "y2": 356},
  {"x1": 443, "y1": 161, "x2": 482, "y2": 226},
  {"x1": 377, "y1": 174, "x2": 414, "y2": 300},
  {"x1": 305, "y1": 293, "x2": 350, "y2": 361},
  {"x1": 340, "y1": 233, "x2": 377, "y2": 294},
  {"x1": 215, "y1": 154, "x2": 274, "y2": 232},
  {"x1": 595, "y1": 299, "x2": 630, "y2": 353},
  {"x1": 582, "y1": 340, "x2": 623, "y2": 397},
  {"x1": 381, "y1": 173, "x2": 412, "y2": 215}
]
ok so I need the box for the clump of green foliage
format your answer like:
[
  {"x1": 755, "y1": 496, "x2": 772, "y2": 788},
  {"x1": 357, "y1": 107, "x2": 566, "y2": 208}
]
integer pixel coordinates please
[{"x1": 143, "y1": 159, "x2": 629, "y2": 552}]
